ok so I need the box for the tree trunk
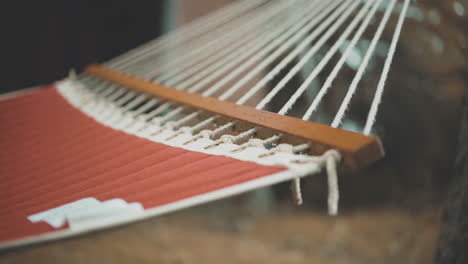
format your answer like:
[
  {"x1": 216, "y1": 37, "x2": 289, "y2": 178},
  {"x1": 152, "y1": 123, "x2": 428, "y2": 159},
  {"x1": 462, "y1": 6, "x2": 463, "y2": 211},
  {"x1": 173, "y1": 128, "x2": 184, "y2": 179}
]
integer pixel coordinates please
[{"x1": 434, "y1": 85, "x2": 468, "y2": 264}]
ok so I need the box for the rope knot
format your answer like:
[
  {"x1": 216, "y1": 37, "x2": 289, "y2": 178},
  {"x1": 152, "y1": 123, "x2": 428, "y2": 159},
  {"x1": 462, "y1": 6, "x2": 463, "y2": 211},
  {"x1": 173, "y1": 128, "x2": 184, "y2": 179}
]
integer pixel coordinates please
[
  {"x1": 219, "y1": 135, "x2": 236, "y2": 144},
  {"x1": 178, "y1": 126, "x2": 192, "y2": 135},
  {"x1": 199, "y1": 130, "x2": 213, "y2": 139},
  {"x1": 273, "y1": 143, "x2": 294, "y2": 153},
  {"x1": 323, "y1": 149, "x2": 341, "y2": 163},
  {"x1": 246, "y1": 138, "x2": 265, "y2": 148},
  {"x1": 163, "y1": 121, "x2": 176, "y2": 130}
]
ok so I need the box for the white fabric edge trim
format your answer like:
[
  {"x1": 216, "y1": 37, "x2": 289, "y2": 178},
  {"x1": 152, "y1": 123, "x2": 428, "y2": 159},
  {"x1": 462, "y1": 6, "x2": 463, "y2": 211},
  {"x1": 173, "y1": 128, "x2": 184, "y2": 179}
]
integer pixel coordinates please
[
  {"x1": 0, "y1": 166, "x2": 318, "y2": 250},
  {"x1": 0, "y1": 86, "x2": 41, "y2": 101},
  {"x1": 56, "y1": 79, "x2": 323, "y2": 171}
]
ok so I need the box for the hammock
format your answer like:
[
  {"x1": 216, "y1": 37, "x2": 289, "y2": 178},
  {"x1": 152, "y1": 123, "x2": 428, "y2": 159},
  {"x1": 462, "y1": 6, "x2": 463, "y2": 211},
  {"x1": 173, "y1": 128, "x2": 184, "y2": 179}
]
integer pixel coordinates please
[{"x1": 0, "y1": 0, "x2": 409, "y2": 249}]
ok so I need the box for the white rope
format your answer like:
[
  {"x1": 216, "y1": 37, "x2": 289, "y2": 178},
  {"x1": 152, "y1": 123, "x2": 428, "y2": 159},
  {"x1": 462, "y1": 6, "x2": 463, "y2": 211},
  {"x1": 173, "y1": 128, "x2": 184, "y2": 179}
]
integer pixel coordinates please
[
  {"x1": 98, "y1": 85, "x2": 118, "y2": 98},
  {"x1": 231, "y1": 135, "x2": 280, "y2": 153},
  {"x1": 106, "y1": 87, "x2": 127, "y2": 102},
  {"x1": 94, "y1": 0, "x2": 409, "y2": 134},
  {"x1": 286, "y1": 149, "x2": 341, "y2": 214},
  {"x1": 113, "y1": 16, "x2": 302, "y2": 123},
  {"x1": 280, "y1": 0, "x2": 382, "y2": 116},
  {"x1": 107, "y1": 0, "x2": 268, "y2": 70},
  {"x1": 143, "y1": 1, "x2": 291, "y2": 78},
  {"x1": 363, "y1": 0, "x2": 410, "y2": 135},
  {"x1": 331, "y1": 0, "x2": 394, "y2": 128},
  {"x1": 153, "y1": 1, "x2": 298, "y2": 85},
  {"x1": 134, "y1": 1, "x2": 295, "y2": 79},
  {"x1": 134, "y1": 0, "x2": 330, "y2": 124},
  {"x1": 142, "y1": 0, "x2": 355, "y2": 190},
  {"x1": 198, "y1": 0, "x2": 332, "y2": 97},
  {"x1": 198, "y1": 121, "x2": 235, "y2": 144},
  {"x1": 257, "y1": 0, "x2": 374, "y2": 115},
  {"x1": 132, "y1": 99, "x2": 158, "y2": 116},
  {"x1": 122, "y1": 94, "x2": 147, "y2": 112},
  {"x1": 115, "y1": 91, "x2": 137, "y2": 106},
  {"x1": 225, "y1": 0, "x2": 348, "y2": 104},
  {"x1": 161, "y1": 30, "x2": 267, "y2": 87},
  {"x1": 145, "y1": 102, "x2": 173, "y2": 121},
  {"x1": 164, "y1": 0, "x2": 312, "y2": 89},
  {"x1": 325, "y1": 150, "x2": 341, "y2": 215},
  {"x1": 218, "y1": 0, "x2": 342, "y2": 101},
  {"x1": 254, "y1": 0, "x2": 361, "y2": 111},
  {"x1": 95, "y1": 0, "x2": 336, "y2": 127},
  {"x1": 97, "y1": 91, "x2": 138, "y2": 121},
  {"x1": 187, "y1": 116, "x2": 218, "y2": 136},
  {"x1": 292, "y1": 178, "x2": 303, "y2": 205},
  {"x1": 303, "y1": 1, "x2": 384, "y2": 121},
  {"x1": 171, "y1": 0, "x2": 320, "y2": 91},
  {"x1": 122, "y1": 0, "x2": 278, "y2": 77},
  {"x1": 171, "y1": 35, "x2": 267, "y2": 90},
  {"x1": 101, "y1": 2, "x2": 299, "y2": 125},
  {"x1": 204, "y1": 126, "x2": 258, "y2": 149}
]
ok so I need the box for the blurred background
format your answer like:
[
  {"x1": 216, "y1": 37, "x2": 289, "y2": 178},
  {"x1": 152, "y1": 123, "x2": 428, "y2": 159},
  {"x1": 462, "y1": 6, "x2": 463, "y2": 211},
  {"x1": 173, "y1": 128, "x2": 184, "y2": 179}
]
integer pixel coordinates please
[{"x1": 1, "y1": 0, "x2": 467, "y2": 263}]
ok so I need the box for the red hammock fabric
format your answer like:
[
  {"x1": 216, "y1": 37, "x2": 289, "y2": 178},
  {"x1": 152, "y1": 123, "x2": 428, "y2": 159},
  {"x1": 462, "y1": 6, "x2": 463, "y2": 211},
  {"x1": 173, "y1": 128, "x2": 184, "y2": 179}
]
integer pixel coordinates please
[{"x1": 0, "y1": 86, "x2": 285, "y2": 244}]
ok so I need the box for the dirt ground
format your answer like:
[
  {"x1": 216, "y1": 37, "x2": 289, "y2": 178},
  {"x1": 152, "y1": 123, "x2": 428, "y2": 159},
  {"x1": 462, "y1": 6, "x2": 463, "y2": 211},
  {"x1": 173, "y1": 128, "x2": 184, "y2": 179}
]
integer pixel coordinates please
[{"x1": 0, "y1": 197, "x2": 441, "y2": 264}]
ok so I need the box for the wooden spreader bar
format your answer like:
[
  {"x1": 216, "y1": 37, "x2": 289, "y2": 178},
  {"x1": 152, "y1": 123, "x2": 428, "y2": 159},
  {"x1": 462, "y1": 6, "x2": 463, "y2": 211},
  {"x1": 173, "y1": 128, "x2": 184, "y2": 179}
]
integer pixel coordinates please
[{"x1": 85, "y1": 64, "x2": 384, "y2": 168}]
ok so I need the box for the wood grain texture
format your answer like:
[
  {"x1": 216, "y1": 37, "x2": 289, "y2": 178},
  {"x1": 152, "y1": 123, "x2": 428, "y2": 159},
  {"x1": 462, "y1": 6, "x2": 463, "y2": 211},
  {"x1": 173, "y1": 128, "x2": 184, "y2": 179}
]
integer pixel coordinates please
[{"x1": 85, "y1": 64, "x2": 384, "y2": 168}]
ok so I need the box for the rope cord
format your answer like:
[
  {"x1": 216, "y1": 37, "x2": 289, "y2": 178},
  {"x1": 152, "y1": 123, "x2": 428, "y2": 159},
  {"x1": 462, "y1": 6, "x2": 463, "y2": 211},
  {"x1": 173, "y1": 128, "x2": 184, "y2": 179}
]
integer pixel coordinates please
[
  {"x1": 167, "y1": 0, "x2": 317, "y2": 91},
  {"x1": 331, "y1": 0, "x2": 396, "y2": 128},
  {"x1": 133, "y1": 1, "x2": 295, "y2": 79},
  {"x1": 107, "y1": 0, "x2": 268, "y2": 69},
  {"x1": 363, "y1": 0, "x2": 410, "y2": 135},
  {"x1": 281, "y1": 0, "x2": 384, "y2": 117},
  {"x1": 229, "y1": 0, "x2": 349, "y2": 105},
  {"x1": 150, "y1": 1, "x2": 300, "y2": 84},
  {"x1": 202, "y1": 0, "x2": 334, "y2": 98},
  {"x1": 254, "y1": 0, "x2": 362, "y2": 111}
]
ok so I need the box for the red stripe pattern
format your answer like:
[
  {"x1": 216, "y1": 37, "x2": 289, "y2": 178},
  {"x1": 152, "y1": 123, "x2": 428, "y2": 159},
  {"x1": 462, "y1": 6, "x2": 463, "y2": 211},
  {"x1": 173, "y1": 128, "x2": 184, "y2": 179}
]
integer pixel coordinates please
[{"x1": 0, "y1": 86, "x2": 285, "y2": 243}]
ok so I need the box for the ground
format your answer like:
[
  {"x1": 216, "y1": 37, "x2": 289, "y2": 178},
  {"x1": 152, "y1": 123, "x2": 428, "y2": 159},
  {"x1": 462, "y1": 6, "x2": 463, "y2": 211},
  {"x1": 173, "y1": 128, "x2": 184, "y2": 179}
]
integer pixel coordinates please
[{"x1": 0, "y1": 197, "x2": 440, "y2": 264}]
